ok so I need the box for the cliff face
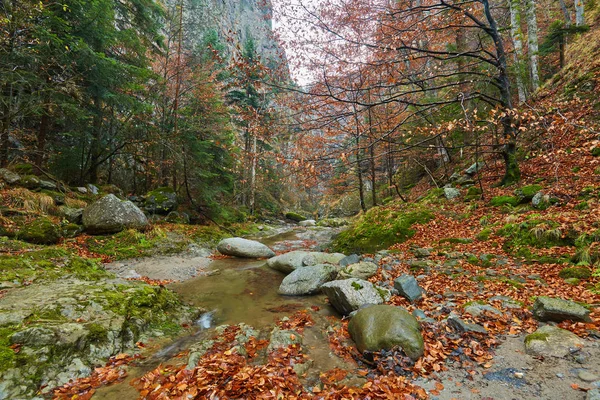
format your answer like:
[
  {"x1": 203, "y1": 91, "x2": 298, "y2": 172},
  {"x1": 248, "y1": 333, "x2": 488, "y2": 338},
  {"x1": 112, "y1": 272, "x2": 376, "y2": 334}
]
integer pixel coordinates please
[{"x1": 178, "y1": 0, "x2": 286, "y2": 71}]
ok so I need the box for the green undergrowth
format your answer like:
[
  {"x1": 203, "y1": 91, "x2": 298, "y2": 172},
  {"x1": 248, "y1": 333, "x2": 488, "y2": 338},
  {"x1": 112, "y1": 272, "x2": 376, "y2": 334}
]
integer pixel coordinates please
[
  {"x1": 85, "y1": 228, "x2": 183, "y2": 260},
  {"x1": 330, "y1": 205, "x2": 434, "y2": 253}
]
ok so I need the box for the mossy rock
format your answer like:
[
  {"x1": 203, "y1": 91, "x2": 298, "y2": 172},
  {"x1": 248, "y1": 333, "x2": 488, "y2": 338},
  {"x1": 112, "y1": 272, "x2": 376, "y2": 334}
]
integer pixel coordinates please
[
  {"x1": 591, "y1": 147, "x2": 600, "y2": 157},
  {"x1": 144, "y1": 187, "x2": 177, "y2": 215},
  {"x1": 285, "y1": 211, "x2": 307, "y2": 222},
  {"x1": 514, "y1": 185, "x2": 542, "y2": 203},
  {"x1": 558, "y1": 267, "x2": 591, "y2": 279},
  {"x1": 490, "y1": 196, "x2": 519, "y2": 207},
  {"x1": 62, "y1": 223, "x2": 83, "y2": 238},
  {"x1": 19, "y1": 175, "x2": 41, "y2": 189},
  {"x1": 17, "y1": 217, "x2": 61, "y2": 245}
]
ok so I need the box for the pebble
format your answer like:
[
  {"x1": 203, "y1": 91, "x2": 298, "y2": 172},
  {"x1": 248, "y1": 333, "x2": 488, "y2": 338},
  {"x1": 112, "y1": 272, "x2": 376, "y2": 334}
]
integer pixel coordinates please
[
  {"x1": 514, "y1": 372, "x2": 524, "y2": 379},
  {"x1": 556, "y1": 373, "x2": 564, "y2": 378},
  {"x1": 578, "y1": 370, "x2": 600, "y2": 382}
]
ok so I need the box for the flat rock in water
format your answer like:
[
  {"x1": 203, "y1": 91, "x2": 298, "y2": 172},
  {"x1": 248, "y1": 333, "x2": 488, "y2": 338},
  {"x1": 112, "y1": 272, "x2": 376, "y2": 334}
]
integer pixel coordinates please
[
  {"x1": 82, "y1": 194, "x2": 148, "y2": 234},
  {"x1": 337, "y1": 261, "x2": 378, "y2": 280},
  {"x1": 532, "y1": 296, "x2": 591, "y2": 323},
  {"x1": 394, "y1": 275, "x2": 423, "y2": 303},
  {"x1": 321, "y1": 278, "x2": 389, "y2": 315},
  {"x1": 348, "y1": 304, "x2": 424, "y2": 360},
  {"x1": 267, "y1": 251, "x2": 312, "y2": 273},
  {"x1": 525, "y1": 325, "x2": 584, "y2": 358},
  {"x1": 217, "y1": 237, "x2": 275, "y2": 258},
  {"x1": 278, "y1": 264, "x2": 337, "y2": 295}
]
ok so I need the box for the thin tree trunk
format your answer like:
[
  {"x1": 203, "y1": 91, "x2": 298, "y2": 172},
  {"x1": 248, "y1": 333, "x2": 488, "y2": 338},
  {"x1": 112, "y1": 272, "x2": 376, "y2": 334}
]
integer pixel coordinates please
[
  {"x1": 559, "y1": 0, "x2": 572, "y2": 26},
  {"x1": 0, "y1": 84, "x2": 13, "y2": 167},
  {"x1": 575, "y1": 0, "x2": 585, "y2": 26},
  {"x1": 370, "y1": 142, "x2": 377, "y2": 207},
  {"x1": 249, "y1": 135, "x2": 257, "y2": 215},
  {"x1": 88, "y1": 97, "x2": 103, "y2": 184},
  {"x1": 509, "y1": 0, "x2": 527, "y2": 103},
  {"x1": 35, "y1": 112, "x2": 50, "y2": 168},
  {"x1": 525, "y1": 0, "x2": 540, "y2": 92}
]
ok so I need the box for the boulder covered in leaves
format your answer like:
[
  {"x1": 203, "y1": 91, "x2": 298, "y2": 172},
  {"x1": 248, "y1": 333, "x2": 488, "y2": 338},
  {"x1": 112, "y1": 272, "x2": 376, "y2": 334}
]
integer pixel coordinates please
[
  {"x1": 321, "y1": 278, "x2": 390, "y2": 315},
  {"x1": 83, "y1": 194, "x2": 148, "y2": 234},
  {"x1": 217, "y1": 237, "x2": 275, "y2": 258},
  {"x1": 278, "y1": 264, "x2": 337, "y2": 295},
  {"x1": 348, "y1": 305, "x2": 424, "y2": 360},
  {"x1": 17, "y1": 217, "x2": 62, "y2": 244},
  {"x1": 144, "y1": 187, "x2": 177, "y2": 215},
  {"x1": 532, "y1": 296, "x2": 591, "y2": 323}
]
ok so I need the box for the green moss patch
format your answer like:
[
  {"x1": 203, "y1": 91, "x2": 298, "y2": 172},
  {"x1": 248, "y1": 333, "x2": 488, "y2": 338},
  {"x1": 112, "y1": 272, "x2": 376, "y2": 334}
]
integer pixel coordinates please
[
  {"x1": 17, "y1": 218, "x2": 61, "y2": 245},
  {"x1": 490, "y1": 196, "x2": 520, "y2": 207},
  {"x1": 331, "y1": 206, "x2": 434, "y2": 253},
  {"x1": 559, "y1": 267, "x2": 592, "y2": 279},
  {"x1": 285, "y1": 212, "x2": 307, "y2": 222}
]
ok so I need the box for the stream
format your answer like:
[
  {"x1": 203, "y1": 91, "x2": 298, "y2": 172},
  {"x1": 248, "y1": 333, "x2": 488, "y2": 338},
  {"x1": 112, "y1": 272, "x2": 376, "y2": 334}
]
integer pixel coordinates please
[{"x1": 93, "y1": 226, "x2": 358, "y2": 398}]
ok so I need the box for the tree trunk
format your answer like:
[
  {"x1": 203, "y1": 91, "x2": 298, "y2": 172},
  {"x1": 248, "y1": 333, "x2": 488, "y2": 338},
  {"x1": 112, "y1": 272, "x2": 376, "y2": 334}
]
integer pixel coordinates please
[
  {"x1": 249, "y1": 135, "x2": 257, "y2": 215},
  {"x1": 575, "y1": 0, "x2": 585, "y2": 26},
  {"x1": 370, "y1": 142, "x2": 377, "y2": 207},
  {"x1": 525, "y1": 0, "x2": 540, "y2": 91},
  {"x1": 35, "y1": 112, "x2": 50, "y2": 168},
  {"x1": 482, "y1": 0, "x2": 522, "y2": 185},
  {"x1": 88, "y1": 98, "x2": 103, "y2": 184},
  {"x1": 0, "y1": 84, "x2": 12, "y2": 167},
  {"x1": 509, "y1": 0, "x2": 527, "y2": 103},
  {"x1": 559, "y1": 0, "x2": 572, "y2": 26}
]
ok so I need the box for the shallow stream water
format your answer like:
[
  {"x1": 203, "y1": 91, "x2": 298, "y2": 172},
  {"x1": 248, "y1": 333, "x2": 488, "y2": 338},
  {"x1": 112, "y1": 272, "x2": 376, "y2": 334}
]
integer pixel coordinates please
[{"x1": 93, "y1": 227, "x2": 355, "y2": 399}]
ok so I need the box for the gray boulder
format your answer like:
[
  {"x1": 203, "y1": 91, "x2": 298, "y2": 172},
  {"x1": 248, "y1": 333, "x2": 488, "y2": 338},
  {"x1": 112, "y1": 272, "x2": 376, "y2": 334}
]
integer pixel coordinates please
[
  {"x1": 298, "y1": 219, "x2": 316, "y2": 227},
  {"x1": 348, "y1": 305, "x2": 424, "y2": 360},
  {"x1": 447, "y1": 313, "x2": 487, "y2": 334},
  {"x1": 338, "y1": 261, "x2": 378, "y2": 280},
  {"x1": 61, "y1": 206, "x2": 84, "y2": 225},
  {"x1": 217, "y1": 237, "x2": 275, "y2": 258},
  {"x1": 86, "y1": 184, "x2": 99, "y2": 195},
  {"x1": 0, "y1": 168, "x2": 20, "y2": 184},
  {"x1": 444, "y1": 187, "x2": 461, "y2": 200},
  {"x1": 339, "y1": 254, "x2": 360, "y2": 267},
  {"x1": 465, "y1": 161, "x2": 485, "y2": 175},
  {"x1": 39, "y1": 180, "x2": 57, "y2": 190},
  {"x1": 267, "y1": 251, "x2": 312, "y2": 273},
  {"x1": 524, "y1": 325, "x2": 584, "y2": 358},
  {"x1": 394, "y1": 275, "x2": 423, "y2": 303},
  {"x1": 303, "y1": 252, "x2": 346, "y2": 266},
  {"x1": 321, "y1": 278, "x2": 390, "y2": 315},
  {"x1": 82, "y1": 194, "x2": 148, "y2": 234},
  {"x1": 532, "y1": 296, "x2": 591, "y2": 323},
  {"x1": 144, "y1": 187, "x2": 177, "y2": 215},
  {"x1": 278, "y1": 264, "x2": 337, "y2": 295}
]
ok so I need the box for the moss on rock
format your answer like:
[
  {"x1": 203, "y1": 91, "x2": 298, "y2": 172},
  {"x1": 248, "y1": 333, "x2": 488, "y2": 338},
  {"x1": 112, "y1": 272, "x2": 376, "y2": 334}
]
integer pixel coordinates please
[
  {"x1": 558, "y1": 267, "x2": 591, "y2": 279},
  {"x1": 17, "y1": 217, "x2": 61, "y2": 245},
  {"x1": 490, "y1": 196, "x2": 520, "y2": 207},
  {"x1": 331, "y1": 206, "x2": 434, "y2": 253},
  {"x1": 285, "y1": 212, "x2": 307, "y2": 222}
]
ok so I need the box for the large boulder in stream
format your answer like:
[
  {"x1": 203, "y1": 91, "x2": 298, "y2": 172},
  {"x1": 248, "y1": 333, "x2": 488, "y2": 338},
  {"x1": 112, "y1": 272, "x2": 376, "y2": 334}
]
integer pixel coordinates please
[
  {"x1": 278, "y1": 264, "x2": 338, "y2": 295},
  {"x1": 348, "y1": 305, "x2": 424, "y2": 360},
  {"x1": 82, "y1": 194, "x2": 148, "y2": 234},
  {"x1": 217, "y1": 237, "x2": 275, "y2": 258},
  {"x1": 267, "y1": 251, "x2": 346, "y2": 274},
  {"x1": 321, "y1": 278, "x2": 390, "y2": 315}
]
